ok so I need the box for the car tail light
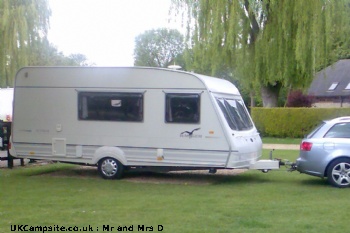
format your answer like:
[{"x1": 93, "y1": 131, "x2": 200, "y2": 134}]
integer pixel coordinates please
[{"x1": 300, "y1": 142, "x2": 313, "y2": 151}]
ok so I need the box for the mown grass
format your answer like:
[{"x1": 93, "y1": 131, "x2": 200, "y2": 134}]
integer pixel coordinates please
[{"x1": 0, "y1": 150, "x2": 348, "y2": 233}]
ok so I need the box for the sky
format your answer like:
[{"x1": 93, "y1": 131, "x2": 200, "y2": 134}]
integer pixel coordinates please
[{"x1": 48, "y1": 0, "x2": 183, "y2": 66}]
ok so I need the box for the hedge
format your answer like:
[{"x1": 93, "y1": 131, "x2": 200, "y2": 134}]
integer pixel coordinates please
[{"x1": 251, "y1": 108, "x2": 350, "y2": 138}]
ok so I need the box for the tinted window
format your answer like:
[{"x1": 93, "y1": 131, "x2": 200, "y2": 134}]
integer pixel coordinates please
[
  {"x1": 306, "y1": 122, "x2": 325, "y2": 138},
  {"x1": 78, "y1": 92, "x2": 143, "y2": 122},
  {"x1": 216, "y1": 98, "x2": 253, "y2": 131},
  {"x1": 165, "y1": 94, "x2": 200, "y2": 123},
  {"x1": 324, "y1": 123, "x2": 350, "y2": 138}
]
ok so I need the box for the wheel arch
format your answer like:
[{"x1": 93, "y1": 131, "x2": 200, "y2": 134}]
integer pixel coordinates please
[
  {"x1": 324, "y1": 156, "x2": 350, "y2": 177},
  {"x1": 92, "y1": 146, "x2": 127, "y2": 165}
]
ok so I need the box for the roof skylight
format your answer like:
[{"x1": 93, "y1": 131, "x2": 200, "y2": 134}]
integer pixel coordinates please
[
  {"x1": 345, "y1": 83, "x2": 350, "y2": 90},
  {"x1": 328, "y1": 82, "x2": 338, "y2": 91}
]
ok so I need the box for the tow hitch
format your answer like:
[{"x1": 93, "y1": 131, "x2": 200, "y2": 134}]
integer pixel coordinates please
[
  {"x1": 250, "y1": 149, "x2": 297, "y2": 173},
  {"x1": 271, "y1": 149, "x2": 297, "y2": 172},
  {"x1": 276, "y1": 158, "x2": 297, "y2": 172}
]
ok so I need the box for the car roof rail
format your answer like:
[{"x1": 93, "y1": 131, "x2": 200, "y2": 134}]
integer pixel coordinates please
[{"x1": 336, "y1": 116, "x2": 350, "y2": 122}]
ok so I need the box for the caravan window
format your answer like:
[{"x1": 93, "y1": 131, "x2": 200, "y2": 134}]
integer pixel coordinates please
[
  {"x1": 216, "y1": 98, "x2": 253, "y2": 131},
  {"x1": 78, "y1": 92, "x2": 143, "y2": 122},
  {"x1": 165, "y1": 94, "x2": 200, "y2": 123}
]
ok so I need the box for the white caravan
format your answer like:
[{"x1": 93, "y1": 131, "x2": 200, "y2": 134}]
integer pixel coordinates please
[
  {"x1": 10, "y1": 67, "x2": 278, "y2": 179},
  {"x1": 0, "y1": 87, "x2": 13, "y2": 149},
  {"x1": 0, "y1": 87, "x2": 13, "y2": 122}
]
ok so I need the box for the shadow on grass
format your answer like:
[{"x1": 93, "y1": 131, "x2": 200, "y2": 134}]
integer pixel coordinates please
[
  {"x1": 299, "y1": 177, "x2": 329, "y2": 187},
  {"x1": 122, "y1": 170, "x2": 270, "y2": 185},
  {"x1": 11, "y1": 162, "x2": 344, "y2": 189},
  {"x1": 14, "y1": 162, "x2": 272, "y2": 186}
]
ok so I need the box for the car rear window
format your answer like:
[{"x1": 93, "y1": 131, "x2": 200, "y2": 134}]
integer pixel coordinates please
[
  {"x1": 307, "y1": 122, "x2": 325, "y2": 139},
  {"x1": 324, "y1": 123, "x2": 350, "y2": 138}
]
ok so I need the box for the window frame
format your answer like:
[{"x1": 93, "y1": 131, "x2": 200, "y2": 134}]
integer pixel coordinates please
[
  {"x1": 345, "y1": 83, "x2": 350, "y2": 90},
  {"x1": 216, "y1": 97, "x2": 254, "y2": 131},
  {"x1": 324, "y1": 123, "x2": 350, "y2": 138},
  {"x1": 165, "y1": 93, "x2": 201, "y2": 124},
  {"x1": 78, "y1": 91, "x2": 144, "y2": 122},
  {"x1": 328, "y1": 82, "x2": 339, "y2": 91}
]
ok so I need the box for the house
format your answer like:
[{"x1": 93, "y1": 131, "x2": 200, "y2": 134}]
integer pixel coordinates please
[{"x1": 308, "y1": 59, "x2": 350, "y2": 108}]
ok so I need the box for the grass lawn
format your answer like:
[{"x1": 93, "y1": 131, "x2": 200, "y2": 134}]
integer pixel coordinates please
[{"x1": 0, "y1": 150, "x2": 348, "y2": 233}]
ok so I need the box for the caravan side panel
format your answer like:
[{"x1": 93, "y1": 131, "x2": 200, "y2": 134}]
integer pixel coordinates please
[{"x1": 11, "y1": 67, "x2": 232, "y2": 168}]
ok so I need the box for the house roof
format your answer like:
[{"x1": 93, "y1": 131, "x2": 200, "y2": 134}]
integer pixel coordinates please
[{"x1": 308, "y1": 59, "x2": 350, "y2": 97}]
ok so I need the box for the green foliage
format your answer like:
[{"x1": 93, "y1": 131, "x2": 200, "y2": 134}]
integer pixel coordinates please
[
  {"x1": 30, "y1": 39, "x2": 92, "y2": 66},
  {"x1": 0, "y1": 1, "x2": 89, "y2": 87},
  {"x1": 134, "y1": 28, "x2": 185, "y2": 68},
  {"x1": 0, "y1": 0, "x2": 51, "y2": 87},
  {"x1": 252, "y1": 107, "x2": 350, "y2": 137},
  {"x1": 172, "y1": 0, "x2": 350, "y2": 106}
]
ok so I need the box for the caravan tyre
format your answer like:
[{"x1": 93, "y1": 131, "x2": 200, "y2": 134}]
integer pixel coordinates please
[{"x1": 98, "y1": 157, "x2": 124, "y2": 179}]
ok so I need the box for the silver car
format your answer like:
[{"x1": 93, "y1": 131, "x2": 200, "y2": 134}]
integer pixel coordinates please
[{"x1": 296, "y1": 116, "x2": 350, "y2": 188}]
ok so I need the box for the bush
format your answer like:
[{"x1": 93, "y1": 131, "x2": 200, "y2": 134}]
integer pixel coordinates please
[
  {"x1": 251, "y1": 107, "x2": 350, "y2": 138},
  {"x1": 286, "y1": 90, "x2": 313, "y2": 107}
]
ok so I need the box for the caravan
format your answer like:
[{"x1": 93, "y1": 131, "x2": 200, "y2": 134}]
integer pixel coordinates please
[
  {"x1": 0, "y1": 88, "x2": 13, "y2": 150},
  {"x1": 10, "y1": 67, "x2": 278, "y2": 179},
  {"x1": 0, "y1": 87, "x2": 13, "y2": 122}
]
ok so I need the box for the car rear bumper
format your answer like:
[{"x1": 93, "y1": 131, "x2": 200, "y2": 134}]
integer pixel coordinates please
[{"x1": 296, "y1": 158, "x2": 324, "y2": 177}]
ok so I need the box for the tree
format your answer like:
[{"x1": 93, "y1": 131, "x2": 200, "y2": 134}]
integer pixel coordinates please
[
  {"x1": 67, "y1": 53, "x2": 93, "y2": 66},
  {"x1": 172, "y1": 0, "x2": 350, "y2": 107},
  {"x1": 134, "y1": 28, "x2": 185, "y2": 68},
  {"x1": 0, "y1": 0, "x2": 51, "y2": 87},
  {"x1": 30, "y1": 38, "x2": 92, "y2": 66},
  {"x1": 0, "y1": 1, "x2": 91, "y2": 87}
]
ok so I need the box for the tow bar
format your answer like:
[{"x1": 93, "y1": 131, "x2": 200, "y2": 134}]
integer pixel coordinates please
[{"x1": 250, "y1": 149, "x2": 297, "y2": 173}]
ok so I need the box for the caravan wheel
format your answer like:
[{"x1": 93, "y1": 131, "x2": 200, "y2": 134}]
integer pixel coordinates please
[{"x1": 98, "y1": 157, "x2": 124, "y2": 179}]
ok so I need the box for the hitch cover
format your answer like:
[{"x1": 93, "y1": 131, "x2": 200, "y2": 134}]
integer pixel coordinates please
[{"x1": 249, "y1": 160, "x2": 280, "y2": 170}]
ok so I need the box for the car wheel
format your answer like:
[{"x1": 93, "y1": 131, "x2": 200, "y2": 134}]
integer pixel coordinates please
[
  {"x1": 326, "y1": 158, "x2": 350, "y2": 188},
  {"x1": 98, "y1": 157, "x2": 124, "y2": 179}
]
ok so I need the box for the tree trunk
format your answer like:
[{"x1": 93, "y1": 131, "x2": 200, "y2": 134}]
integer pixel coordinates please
[
  {"x1": 261, "y1": 82, "x2": 282, "y2": 107},
  {"x1": 250, "y1": 91, "x2": 256, "y2": 107}
]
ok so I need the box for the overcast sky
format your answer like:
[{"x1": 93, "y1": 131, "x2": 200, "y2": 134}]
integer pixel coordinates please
[{"x1": 47, "y1": 0, "x2": 183, "y2": 66}]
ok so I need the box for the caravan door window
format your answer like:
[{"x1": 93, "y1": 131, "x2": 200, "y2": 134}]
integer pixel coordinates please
[
  {"x1": 165, "y1": 94, "x2": 200, "y2": 123},
  {"x1": 78, "y1": 92, "x2": 143, "y2": 122},
  {"x1": 216, "y1": 98, "x2": 253, "y2": 131}
]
